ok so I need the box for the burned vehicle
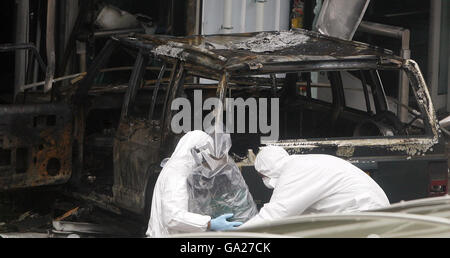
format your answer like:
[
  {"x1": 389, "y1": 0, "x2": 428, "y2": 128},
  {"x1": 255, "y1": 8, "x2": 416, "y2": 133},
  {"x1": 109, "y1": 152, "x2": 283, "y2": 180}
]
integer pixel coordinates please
[{"x1": 1, "y1": 29, "x2": 447, "y2": 226}]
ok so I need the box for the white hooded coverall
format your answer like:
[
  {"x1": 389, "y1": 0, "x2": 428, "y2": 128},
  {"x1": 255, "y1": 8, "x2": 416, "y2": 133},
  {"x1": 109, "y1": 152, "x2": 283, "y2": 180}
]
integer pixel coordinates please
[
  {"x1": 242, "y1": 146, "x2": 390, "y2": 228},
  {"x1": 146, "y1": 131, "x2": 214, "y2": 237}
]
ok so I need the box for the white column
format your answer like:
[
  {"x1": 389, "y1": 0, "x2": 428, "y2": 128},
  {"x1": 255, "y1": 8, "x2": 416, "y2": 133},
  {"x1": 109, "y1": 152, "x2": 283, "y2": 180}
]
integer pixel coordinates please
[
  {"x1": 255, "y1": 0, "x2": 265, "y2": 32},
  {"x1": 274, "y1": 0, "x2": 281, "y2": 31},
  {"x1": 240, "y1": 0, "x2": 247, "y2": 32},
  {"x1": 222, "y1": 0, "x2": 233, "y2": 33},
  {"x1": 428, "y1": 0, "x2": 444, "y2": 109}
]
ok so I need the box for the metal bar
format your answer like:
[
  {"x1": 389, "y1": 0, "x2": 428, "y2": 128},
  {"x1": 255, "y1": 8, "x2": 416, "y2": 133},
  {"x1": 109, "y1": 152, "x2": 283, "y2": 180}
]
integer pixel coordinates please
[
  {"x1": 160, "y1": 60, "x2": 180, "y2": 133},
  {"x1": 358, "y1": 21, "x2": 410, "y2": 122},
  {"x1": 33, "y1": 1, "x2": 42, "y2": 85},
  {"x1": 427, "y1": 0, "x2": 442, "y2": 110},
  {"x1": 14, "y1": 0, "x2": 29, "y2": 103},
  {"x1": 375, "y1": 70, "x2": 389, "y2": 111},
  {"x1": 74, "y1": 40, "x2": 119, "y2": 104},
  {"x1": 214, "y1": 72, "x2": 228, "y2": 134},
  {"x1": 44, "y1": 0, "x2": 56, "y2": 93},
  {"x1": 195, "y1": 0, "x2": 201, "y2": 35},
  {"x1": 229, "y1": 59, "x2": 383, "y2": 75},
  {"x1": 358, "y1": 21, "x2": 407, "y2": 39},
  {"x1": 21, "y1": 72, "x2": 85, "y2": 91},
  {"x1": 25, "y1": 45, "x2": 34, "y2": 86},
  {"x1": 270, "y1": 74, "x2": 278, "y2": 96},
  {"x1": 217, "y1": 72, "x2": 228, "y2": 105},
  {"x1": 149, "y1": 62, "x2": 167, "y2": 120},
  {"x1": 0, "y1": 103, "x2": 70, "y2": 114},
  {"x1": 169, "y1": 0, "x2": 175, "y2": 34},
  {"x1": 369, "y1": 70, "x2": 388, "y2": 112},
  {"x1": 58, "y1": 0, "x2": 89, "y2": 77},
  {"x1": 162, "y1": 62, "x2": 184, "y2": 143},
  {"x1": 121, "y1": 51, "x2": 147, "y2": 119},
  {"x1": 399, "y1": 37, "x2": 411, "y2": 123},
  {"x1": 92, "y1": 28, "x2": 145, "y2": 38},
  {"x1": 22, "y1": 65, "x2": 168, "y2": 91},
  {"x1": 305, "y1": 73, "x2": 312, "y2": 99},
  {"x1": 0, "y1": 44, "x2": 46, "y2": 74},
  {"x1": 76, "y1": 41, "x2": 87, "y2": 73},
  {"x1": 57, "y1": 0, "x2": 67, "y2": 69},
  {"x1": 328, "y1": 72, "x2": 345, "y2": 129},
  {"x1": 368, "y1": 70, "x2": 382, "y2": 112},
  {"x1": 359, "y1": 70, "x2": 372, "y2": 114},
  {"x1": 170, "y1": 64, "x2": 186, "y2": 104}
]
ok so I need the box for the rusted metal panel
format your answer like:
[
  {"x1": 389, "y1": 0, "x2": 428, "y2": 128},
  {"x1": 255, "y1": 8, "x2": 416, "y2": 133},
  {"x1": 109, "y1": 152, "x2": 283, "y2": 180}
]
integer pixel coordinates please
[
  {"x1": 112, "y1": 118, "x2": 161, "y2": 214},
  {"x1": 0, "y1": 104, "x2": 72, "y2": 190}
]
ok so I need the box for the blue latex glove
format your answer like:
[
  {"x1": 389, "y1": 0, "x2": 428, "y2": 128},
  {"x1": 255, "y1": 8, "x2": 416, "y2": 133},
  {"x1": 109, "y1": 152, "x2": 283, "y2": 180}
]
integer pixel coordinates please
[{"x1": 210, "y1": 213, "x2": 243, "y2": 231}]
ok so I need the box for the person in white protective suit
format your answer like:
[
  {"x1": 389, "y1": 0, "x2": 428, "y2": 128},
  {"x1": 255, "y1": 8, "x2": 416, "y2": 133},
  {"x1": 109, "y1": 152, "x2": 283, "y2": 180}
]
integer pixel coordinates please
[
  {"x1": 146, "y1": 130, "x2": 243, "y2": 237},
  {"x1": 241, "y1": 146, "x2": 390, "y2": 228}
]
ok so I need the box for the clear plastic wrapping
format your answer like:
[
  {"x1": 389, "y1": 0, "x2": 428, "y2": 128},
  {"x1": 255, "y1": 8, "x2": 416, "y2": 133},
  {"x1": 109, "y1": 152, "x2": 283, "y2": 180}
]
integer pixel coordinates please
[{"x1": 187, "y1": 133, "x2": 258, "y2": 222}]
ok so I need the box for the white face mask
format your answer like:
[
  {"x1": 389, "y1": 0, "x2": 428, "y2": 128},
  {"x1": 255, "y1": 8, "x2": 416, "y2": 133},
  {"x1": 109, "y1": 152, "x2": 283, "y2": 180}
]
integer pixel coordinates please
[{"x1": 262, "y1": 177, "x2": 276, "y2": 189}]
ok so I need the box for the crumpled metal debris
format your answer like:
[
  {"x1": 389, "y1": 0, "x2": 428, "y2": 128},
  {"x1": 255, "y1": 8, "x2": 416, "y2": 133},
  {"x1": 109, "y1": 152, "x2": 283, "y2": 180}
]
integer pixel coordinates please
[{"x1": 230, "y1": 31, "x2": 310, "y2": 53}]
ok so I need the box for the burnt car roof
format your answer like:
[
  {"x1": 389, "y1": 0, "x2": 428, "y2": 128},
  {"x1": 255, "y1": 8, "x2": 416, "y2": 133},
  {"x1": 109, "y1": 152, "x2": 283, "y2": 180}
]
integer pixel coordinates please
[{"x1": 115, "y1": 29, "x2": 404, "y2": 76}]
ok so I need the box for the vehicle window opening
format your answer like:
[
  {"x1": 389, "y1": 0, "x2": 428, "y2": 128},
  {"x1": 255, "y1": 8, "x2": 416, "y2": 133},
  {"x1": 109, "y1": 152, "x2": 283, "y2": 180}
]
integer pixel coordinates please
[
  {"x1": 272, "y1": 68, "x2": 428, "y2": 140},
  {"x1": 46, "y1": 115, "x2": 57, "y2": 126},
  {"x1": 0, "y1": 148, "x2": 11, "y2": 166},
  {"x1": 46, "y1": 157, "x2": 61, "y2": 176},
  {"x1": 15, "y1": 147, "x2": 28, "y2": 173},
  {"x1": 33, "y1": 115, "x2": 46, "y2": 127}
]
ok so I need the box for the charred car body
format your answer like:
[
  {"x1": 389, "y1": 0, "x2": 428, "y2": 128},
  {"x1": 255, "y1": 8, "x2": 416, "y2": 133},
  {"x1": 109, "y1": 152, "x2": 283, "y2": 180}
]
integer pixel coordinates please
[{"x1": 0, "y1": 29, "x2": 447, "y2": 224}]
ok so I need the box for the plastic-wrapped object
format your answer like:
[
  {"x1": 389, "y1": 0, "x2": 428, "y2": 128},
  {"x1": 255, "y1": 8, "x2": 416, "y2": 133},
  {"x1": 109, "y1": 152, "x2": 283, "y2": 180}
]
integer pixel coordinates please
[{"x1": 187, "y1": 133, "x2": 258, "y2": 222}]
